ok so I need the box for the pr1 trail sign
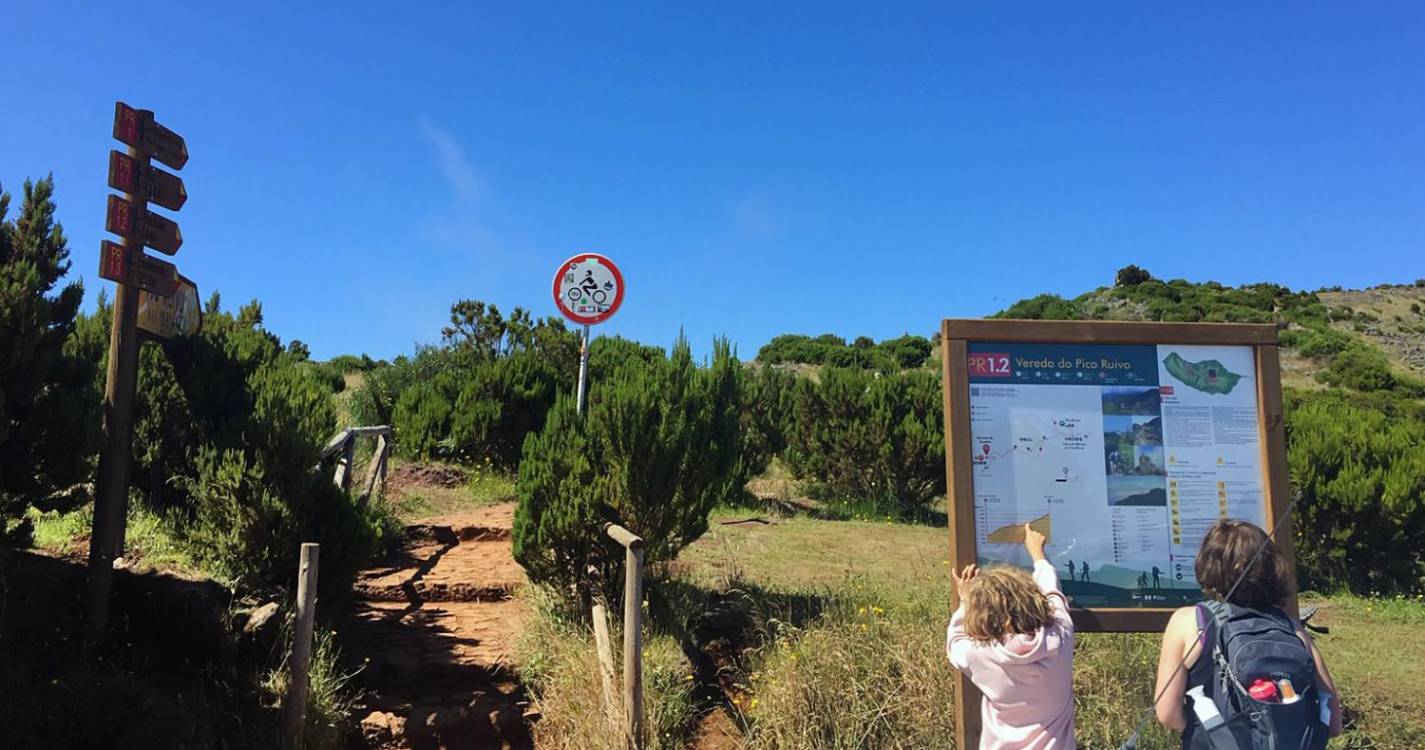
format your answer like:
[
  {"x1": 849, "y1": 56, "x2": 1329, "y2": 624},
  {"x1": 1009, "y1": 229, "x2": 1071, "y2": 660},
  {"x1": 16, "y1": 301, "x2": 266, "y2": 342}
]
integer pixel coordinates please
[
  {"x1": 112, "y1": 102, "x2": 189, "y2": 170},
  {"x1": 108, "y1": 150, "x2": 187, "y2": 211},
  {"x1": 104, "y1": 194, "x2": 183, "y2": 255}
]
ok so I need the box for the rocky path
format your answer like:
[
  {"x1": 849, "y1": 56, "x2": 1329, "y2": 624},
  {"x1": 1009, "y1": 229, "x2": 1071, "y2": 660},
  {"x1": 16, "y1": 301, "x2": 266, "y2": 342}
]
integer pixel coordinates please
[{"x1": 347, "y1": 503, "x2": 536, "y2": 749}]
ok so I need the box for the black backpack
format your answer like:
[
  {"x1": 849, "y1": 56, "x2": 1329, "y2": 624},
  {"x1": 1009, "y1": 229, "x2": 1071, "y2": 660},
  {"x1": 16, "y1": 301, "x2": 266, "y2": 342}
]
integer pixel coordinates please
[{"x1": 1187, "y1": 601, "x2": 1327, "y2": 750}]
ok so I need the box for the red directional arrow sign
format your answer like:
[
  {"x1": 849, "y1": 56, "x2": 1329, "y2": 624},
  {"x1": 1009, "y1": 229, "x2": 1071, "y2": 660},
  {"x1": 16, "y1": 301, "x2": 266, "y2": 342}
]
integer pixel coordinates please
[
  {"x1": 106, "y1": 194, "x2": 182, "y2": 255},
  {"x1": 113, "y1": 102, "x2": 188, "y2": 170},
  {"x1": 97, "y1": 240, "x2": 179, "y2": 297},
  {"x1": 108, "y1": 150, "x2": 187, "y2": 210}
]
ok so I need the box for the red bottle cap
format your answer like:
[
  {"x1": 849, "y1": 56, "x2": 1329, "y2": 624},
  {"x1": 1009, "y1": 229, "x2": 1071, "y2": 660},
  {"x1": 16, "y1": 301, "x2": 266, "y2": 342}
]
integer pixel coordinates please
[{"x1": 1248, "y1": 679, "x2": 1279, "y2": 701}]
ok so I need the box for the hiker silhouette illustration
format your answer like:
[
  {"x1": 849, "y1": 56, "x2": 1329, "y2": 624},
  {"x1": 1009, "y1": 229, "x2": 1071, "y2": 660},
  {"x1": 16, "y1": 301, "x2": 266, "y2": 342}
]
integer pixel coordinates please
[
  {"x1": 1151, "y1": 565, "x2": 1162, "y2": 589},
  {"x1": 1065, "y1": 559, "x2": 1076, "y2": 582},
  {"x1": 1080, "y1": 561, "x2": 1090, "y2": 583}
]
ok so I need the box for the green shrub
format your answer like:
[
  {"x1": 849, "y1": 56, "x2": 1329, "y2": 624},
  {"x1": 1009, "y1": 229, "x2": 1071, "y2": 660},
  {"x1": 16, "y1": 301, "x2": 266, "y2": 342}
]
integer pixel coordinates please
[
  {"x1": 997, "y1": 275, "x2": 1329, "y2": 327},
  {"x1": 325, "y1": 353, "x2": 381, "y2": 374},
  {"x1": 179, "y1": 447, "x2": 301, "y2": 587},
  {"x1": 365, "y1": 300, "x2": 580, "y2": 463},
  {"x1": 741, "y1": 365, "x2": 798, "y2": 476},
  {"x1": 392, "y1": 377, "x2": 457, "y2": 459},
  {"x1": 0, "y1": 176, "x2": 102, "y2": 548},
  {"x1": 1115, "y1": 264, "x2": 1153, "y2": 287},
  {"x1": 61, "y1": 292, "x2": 393, "y2": 597},
  {"x1": 1280, "y1": 326, "x2": 1354, "y2": 358},
  {"x1": 993, "y1": 293, "x2": 1086, "y2": 320},
  {"x1": 1286, "y1": 389, "x2": 1425, "y2": 593},
  {"x1": 784, "y1": 367, "x2": 944, "y2": 518},
  {"x1": 755, "y1": 333, "x2": 932, "y2": 371},
  {"x1": 448, "y1": 353, "x2": 568, "y2": 468},
  {"x1": 303, "y1": 361, "x2": 348, "y2": 394},
  {"x1": 513, "y1": 337, "x2": 745, "y2": 608},
  {"x1": 1315, "y1": 344, "x2": 1398, "y2": 392}
]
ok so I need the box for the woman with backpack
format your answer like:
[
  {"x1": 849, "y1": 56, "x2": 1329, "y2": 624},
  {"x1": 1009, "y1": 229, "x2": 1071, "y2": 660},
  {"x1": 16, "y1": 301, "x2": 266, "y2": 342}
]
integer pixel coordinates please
[{"x1": 1152, "y1": 519, "x2": 1343, "y2": 748}]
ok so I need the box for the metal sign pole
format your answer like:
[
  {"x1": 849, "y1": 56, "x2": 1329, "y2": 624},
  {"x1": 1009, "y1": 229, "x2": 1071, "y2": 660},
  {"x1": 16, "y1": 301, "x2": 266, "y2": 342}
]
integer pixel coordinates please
[{"x1": 577, "y1": 323, "x2": 591, "y2": 414}]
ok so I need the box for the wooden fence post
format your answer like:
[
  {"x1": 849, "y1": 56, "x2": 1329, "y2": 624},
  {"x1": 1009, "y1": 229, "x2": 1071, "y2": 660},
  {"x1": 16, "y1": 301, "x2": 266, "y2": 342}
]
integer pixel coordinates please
[
  {"x1": 282, "y1": 543, "x2": 320, "y2": 748},
  {"x1": 361, "y1": 433, "x2": 388, "y2": 505},
  {"x1": 604, "y1": 524, "x2": 645, "y2": 750},
  {"x1": 333, "y1": 436, "x2": 355, "y2": 489},
  {"x1": 591, "y1": 600, "x2": 620, "y2": 731}
]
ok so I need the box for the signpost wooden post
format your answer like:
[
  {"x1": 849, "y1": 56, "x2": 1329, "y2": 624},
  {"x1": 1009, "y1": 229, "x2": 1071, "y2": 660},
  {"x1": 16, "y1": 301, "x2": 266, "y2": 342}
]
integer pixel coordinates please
[
  {"x1": 939, "y1": 319, "x2": 1293, "y2": 748},
  {"x1": 88, "y1": 102, "x2": 192, "y2": 643}
]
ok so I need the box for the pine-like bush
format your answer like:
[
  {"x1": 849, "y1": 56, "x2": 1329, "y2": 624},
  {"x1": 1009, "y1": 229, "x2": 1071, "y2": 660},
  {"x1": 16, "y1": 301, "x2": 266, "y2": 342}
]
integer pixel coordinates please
[
  {"x1": 784, "y1": 367, "x2": 945, "y2": 518},
  {"x1": 449, "y1": 353, "x2": 568, "y2": 468},
  {"x1": 62, "y1": 293, "x2": 392, "y2": 596},
  {"x1": 513, "y1": 337, "x2": 746, "y2": 608},
  {"x1": 1286, "y1": 389, "x2": 1425, "y2": 593},
  {"x1": 0, "y1": 177, "x2": 101, "y2": 548},
  {"x1": 392, "y1": 377, "x2": 457, "y2": 459},
  {"x1": 741, "y1": 364, "x2": 797, "y2": 476}
]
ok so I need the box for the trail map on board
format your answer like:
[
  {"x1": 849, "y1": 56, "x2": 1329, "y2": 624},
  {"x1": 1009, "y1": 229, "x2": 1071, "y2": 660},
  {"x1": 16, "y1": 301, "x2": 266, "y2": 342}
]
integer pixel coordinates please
[{"x1": 967, "y1": 343, "x2": 1267, "y2": 607}]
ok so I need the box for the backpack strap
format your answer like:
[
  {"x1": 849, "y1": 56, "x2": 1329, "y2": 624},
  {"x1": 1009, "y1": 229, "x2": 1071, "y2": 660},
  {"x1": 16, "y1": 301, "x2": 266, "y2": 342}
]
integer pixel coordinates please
[
  {"x1": 1201, "y1": 600, "x2": 1243, "y2": 702},
  {"x1": 1202, "y1": 598, "x2": 1231, "y2": 628}
]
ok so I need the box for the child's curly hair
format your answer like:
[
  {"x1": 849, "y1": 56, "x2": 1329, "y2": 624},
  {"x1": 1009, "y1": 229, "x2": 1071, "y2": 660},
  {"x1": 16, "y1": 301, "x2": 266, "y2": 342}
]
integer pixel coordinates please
[{"x1": 962, "y1": 566, "x2": 1055, "y2": 644}]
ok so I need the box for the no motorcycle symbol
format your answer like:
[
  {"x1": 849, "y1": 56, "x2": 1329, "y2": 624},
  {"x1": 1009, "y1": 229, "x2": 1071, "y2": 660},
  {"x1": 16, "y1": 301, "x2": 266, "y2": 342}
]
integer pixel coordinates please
[{"x1": 553, "y1": 253, "x2": 624, "y2": 326}]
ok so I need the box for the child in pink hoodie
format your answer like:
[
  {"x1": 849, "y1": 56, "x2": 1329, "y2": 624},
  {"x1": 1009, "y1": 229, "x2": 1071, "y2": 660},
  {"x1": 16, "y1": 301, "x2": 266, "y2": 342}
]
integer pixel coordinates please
[{"x1": 946, "y1": 525, "x2": 1075, "y2": 749}]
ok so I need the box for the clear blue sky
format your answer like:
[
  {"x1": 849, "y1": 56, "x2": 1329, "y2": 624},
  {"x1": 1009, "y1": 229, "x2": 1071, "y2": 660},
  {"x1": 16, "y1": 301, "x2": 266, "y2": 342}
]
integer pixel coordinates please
[{"x1": 5, "y1": 2, "x2": 1423, "y2": 360}]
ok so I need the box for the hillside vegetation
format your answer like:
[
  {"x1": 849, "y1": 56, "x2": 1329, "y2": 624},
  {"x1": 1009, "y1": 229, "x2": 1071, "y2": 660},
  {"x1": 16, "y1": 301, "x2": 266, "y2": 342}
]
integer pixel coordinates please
[{"x1": 5, "y1": 170, "x2": 1422, "y2": 749}]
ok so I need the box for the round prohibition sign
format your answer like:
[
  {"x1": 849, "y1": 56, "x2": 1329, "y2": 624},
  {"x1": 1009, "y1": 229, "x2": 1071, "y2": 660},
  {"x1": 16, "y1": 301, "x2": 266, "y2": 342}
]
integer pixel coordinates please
[{"x1": 553, "y1": 253, "x2": 624, "y2": 325}]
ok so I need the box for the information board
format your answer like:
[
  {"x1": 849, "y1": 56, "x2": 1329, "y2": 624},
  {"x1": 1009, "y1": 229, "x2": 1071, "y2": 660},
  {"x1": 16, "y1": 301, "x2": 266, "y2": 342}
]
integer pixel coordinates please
[
  {"x1": 967, "y1": 341, "x2": 1267, "y2": 607},
  {"x1": 940, "y1": 319, "x2": 1294, "y2": 750}
]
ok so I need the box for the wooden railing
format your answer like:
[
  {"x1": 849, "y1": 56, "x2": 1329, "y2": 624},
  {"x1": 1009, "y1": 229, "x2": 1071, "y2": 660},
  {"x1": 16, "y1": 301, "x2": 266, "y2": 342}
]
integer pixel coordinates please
[
  {"x1": 593, "y1": 523, "x2": 646, "y2": 750},
  {"x1": 317, "y1": 425, "x2": 392, "y2": 504}
]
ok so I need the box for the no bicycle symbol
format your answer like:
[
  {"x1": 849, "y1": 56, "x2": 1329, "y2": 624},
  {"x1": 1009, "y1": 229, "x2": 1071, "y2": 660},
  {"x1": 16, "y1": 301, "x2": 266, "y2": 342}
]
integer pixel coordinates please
[{"x1": 553, "y1": 253, "x2": 624, "y2": 326}]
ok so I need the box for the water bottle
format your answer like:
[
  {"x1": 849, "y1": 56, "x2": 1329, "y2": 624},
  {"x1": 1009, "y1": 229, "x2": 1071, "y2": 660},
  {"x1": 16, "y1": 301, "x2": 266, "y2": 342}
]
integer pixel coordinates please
[
  {"x1": 1187, "y1": 686, "x2": 1224, "y2": 730},
  {"x1": 1278, "y1": 678, "x2": 1299, "y2": 704}
]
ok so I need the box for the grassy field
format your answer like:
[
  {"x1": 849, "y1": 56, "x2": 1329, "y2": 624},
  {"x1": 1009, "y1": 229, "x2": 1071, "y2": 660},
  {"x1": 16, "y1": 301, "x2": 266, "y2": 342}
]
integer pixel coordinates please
[
  {"x1": 384, "y1": 458, "x2": 517, "y2": 521},
  {"x1": 518, "y1": 506, "x2": 1425, "y2": 749}
]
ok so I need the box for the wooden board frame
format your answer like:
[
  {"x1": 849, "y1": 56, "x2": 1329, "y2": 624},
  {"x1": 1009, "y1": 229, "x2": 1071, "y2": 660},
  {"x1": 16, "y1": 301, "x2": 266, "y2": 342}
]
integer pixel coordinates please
[{"x1": 940, "y1": 319, "x2": 1294, "y2": 750}]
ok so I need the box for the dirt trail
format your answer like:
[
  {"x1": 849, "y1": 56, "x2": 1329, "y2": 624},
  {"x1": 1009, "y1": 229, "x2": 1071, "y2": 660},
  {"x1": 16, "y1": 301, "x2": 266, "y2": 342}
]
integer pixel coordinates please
[{"x1": 347, "y1": 503, "x2": 536, "y2": 749}]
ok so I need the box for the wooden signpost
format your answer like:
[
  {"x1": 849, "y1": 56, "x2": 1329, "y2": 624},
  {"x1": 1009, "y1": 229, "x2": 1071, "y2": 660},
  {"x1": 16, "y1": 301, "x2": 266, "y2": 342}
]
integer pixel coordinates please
[
  {"x1": 88, "y1": 102, "x2": 195, "y2": 642},
  {"x1": 98, "y1": 240, "x2": 181, "y2": 296},
  {"x1": 105, "y1": 194, "x2": 184, "y2": 254},
  {"x1": 108, "y1": 149, "x2": 187, "y2": 210},
  {"x1": 940, "y1": 319, "x2": 1293, "y2": 749},
  {"x1": 138, "y1": 275, "x2": 202, "y2": 338}
]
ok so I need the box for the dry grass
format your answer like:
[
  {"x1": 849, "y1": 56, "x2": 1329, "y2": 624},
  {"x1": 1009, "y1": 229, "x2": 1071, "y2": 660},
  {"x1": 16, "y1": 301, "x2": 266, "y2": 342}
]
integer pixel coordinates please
[
  {"x1": 509, "y1": 508, "x2": 1424, "y2": 748},
  {"x1": 386, "y1": 459, "x2": 516, "y2": 522},
  {"x1": 1300, "y1": 594, "x2": 1425, "y2": 748},
  {"x1": 677, "y1": 511, "x2": 946, "y2": 593},
  {"x1": 679, "y1": 509, "x2": 1425, "y2": 749},
  {"x1": 514, "y1": 586, "x2": 700, "y2": 750}
]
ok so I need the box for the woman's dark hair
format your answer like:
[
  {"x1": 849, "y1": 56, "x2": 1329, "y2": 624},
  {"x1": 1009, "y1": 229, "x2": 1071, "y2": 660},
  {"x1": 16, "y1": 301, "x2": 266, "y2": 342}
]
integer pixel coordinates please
[{"x1": 1195, "y1": 519, "x2": 1290, "y2": 609}]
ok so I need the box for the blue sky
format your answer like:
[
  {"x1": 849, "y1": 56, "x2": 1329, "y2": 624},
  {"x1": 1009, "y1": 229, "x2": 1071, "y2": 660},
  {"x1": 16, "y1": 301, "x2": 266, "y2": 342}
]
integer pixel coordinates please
[{"x1": 4, "y1": 2, "x2": 1424, "y2": 360}]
